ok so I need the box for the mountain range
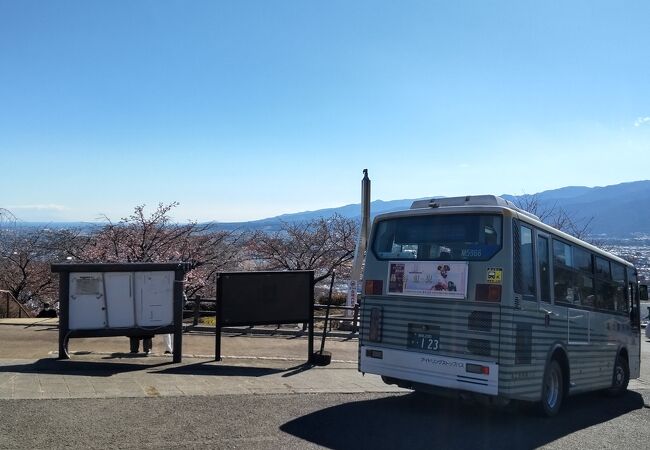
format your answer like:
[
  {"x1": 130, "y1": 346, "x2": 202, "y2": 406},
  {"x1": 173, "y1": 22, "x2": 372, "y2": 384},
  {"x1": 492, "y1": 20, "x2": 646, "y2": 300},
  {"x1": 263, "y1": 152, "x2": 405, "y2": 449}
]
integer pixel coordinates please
[
  {"x1": 12, "y1": 180, "x2": 650, "y2": 238},
  {"x1": 210, "y1": 180, "x2": 650, "y2": 238}
]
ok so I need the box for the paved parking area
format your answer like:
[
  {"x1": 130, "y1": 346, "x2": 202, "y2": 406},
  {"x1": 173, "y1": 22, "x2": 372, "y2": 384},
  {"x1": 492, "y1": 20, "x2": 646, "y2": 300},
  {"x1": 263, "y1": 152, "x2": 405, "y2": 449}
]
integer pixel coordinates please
[
  {"x1": 0, "y1": 321, "x2": 401, "y2": 400},
  {"x1": 0, "y1": 356, "x2": 401, "y2": 400},
  {"x1": 2, "y1": 320, "x2": 649, "y2": 402}
]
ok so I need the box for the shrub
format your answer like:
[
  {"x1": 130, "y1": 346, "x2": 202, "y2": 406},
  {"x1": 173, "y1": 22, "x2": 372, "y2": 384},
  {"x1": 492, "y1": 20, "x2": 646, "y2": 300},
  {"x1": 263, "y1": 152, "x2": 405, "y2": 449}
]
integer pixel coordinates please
[{"x1": 316, "y1": 292, "x2": 347, "y2": 306}]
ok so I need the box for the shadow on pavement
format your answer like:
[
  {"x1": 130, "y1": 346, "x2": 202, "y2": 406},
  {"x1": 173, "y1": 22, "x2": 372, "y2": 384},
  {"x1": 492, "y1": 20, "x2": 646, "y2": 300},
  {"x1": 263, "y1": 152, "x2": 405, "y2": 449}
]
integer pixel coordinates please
[
  {"x1": 0, "y1": 356, "x2": 313, "y2": 378},
  {"x1": 30, "y1": 326, "x2": 59, "y2": 332},
  {"x1": 281, "y1": 362, "x2": 315, "y2": 377},
  {"x1": 0, "y1": 358, "x2": 172, "y2": 377},
  {"x1": 154, "y1": 361, "x2": 287, "y2": 377},
  {"x1": 100, "y1": 352, "x2": 161, "y2": 359},
  {"x1": 280, "y1": 390, "x2": 645, "y2": 450}
]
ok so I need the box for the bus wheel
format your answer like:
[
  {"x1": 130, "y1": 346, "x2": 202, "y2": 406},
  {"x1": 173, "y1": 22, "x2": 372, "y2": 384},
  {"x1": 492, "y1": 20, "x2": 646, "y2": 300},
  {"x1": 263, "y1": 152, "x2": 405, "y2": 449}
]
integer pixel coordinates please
[
  {"x1": 606, "y1": 354, "x2": 629, "y2": 397},
  {"x1": 539, "y1": 359, "x2": 563, "y2": 417}
]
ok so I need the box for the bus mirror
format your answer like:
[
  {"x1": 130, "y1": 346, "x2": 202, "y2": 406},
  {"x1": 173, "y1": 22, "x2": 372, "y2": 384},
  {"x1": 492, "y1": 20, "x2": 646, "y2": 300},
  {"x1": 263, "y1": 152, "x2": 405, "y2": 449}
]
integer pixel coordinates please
[{"x1": 640, "y1": 284, "x2": 649, "y2": 301}]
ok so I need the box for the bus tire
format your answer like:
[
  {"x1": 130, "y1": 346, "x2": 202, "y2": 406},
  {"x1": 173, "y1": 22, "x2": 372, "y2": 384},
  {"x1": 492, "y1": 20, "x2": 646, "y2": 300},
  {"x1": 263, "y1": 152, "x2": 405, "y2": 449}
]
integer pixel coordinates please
[
  {"x1": 606, "y1": 353, "x2": 629, "y2": 397},
  {"x1": 539, "y1": 359, "x2": 563, "y2": 417}
]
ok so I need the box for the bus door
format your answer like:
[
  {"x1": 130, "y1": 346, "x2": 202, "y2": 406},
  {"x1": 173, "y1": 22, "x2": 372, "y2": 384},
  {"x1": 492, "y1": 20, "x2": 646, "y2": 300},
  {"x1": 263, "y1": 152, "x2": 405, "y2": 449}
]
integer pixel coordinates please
[
  {"x1": 513, "y1": 224, "x2": 558, "y2": 372},
  {"x1": 535, "y1": 232, "x2": 566, "y2": 347}
]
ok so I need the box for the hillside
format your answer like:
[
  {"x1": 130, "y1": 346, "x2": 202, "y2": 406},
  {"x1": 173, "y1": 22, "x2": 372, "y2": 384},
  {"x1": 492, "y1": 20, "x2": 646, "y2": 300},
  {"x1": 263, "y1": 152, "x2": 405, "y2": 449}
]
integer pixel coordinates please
[
  {"x1": 503, "y1": 180, "x2": 650, "y2": 236},
  {"x1": 211, "y1": 180, "x2": 650, "y2": 237},
  {"x1": 14, "y1": 180, "x2": 650, "y2": 238}
]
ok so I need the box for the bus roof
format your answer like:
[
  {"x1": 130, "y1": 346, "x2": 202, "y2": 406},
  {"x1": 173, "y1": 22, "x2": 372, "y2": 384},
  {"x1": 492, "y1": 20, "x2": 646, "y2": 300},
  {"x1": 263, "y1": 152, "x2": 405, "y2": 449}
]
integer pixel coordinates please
[{"x1": 410, "y1": 195, "x2": 540, "y2": 221}]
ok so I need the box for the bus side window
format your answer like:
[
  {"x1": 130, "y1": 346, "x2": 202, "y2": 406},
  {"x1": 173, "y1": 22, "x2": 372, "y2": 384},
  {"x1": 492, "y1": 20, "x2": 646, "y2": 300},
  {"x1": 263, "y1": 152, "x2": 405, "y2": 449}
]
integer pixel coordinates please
[
  {"x1": 537, "y1": 235, "x2": 551, "y2": 303},
  {"x1": 611, "y1": 262, "x2": 626, "y2": 313},
  {"x1": 595, "y1": 257, "x2": 618, "y2": 312},
  {"x1": 552, "y1": 240, "x2": 574, "y2": 304},
  {"x1": 573, "y1": 248, "x2": 594, "y2": 308},
  {"x1": 629, "y1": 267, "x2": 642, "y2": 328}
]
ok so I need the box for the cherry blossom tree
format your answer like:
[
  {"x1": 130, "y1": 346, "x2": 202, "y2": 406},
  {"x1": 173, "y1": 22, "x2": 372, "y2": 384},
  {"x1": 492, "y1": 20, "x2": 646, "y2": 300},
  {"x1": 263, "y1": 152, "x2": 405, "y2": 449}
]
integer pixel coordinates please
[
  {"x1": 248, "y1": 214, "x2": 358, "y2": 283},
  {"x1": 63, "y1": 202, "x2": 248, "y2": 297},
  {"x1": 0, "y1": 210, "x2": 59, "y2": 306},
  {"x1": 514, "y1": 194, "x2": 594, "y2": 241},
  {"x1": 1, "y1": 203, "x2": 359, "y2": 304}
]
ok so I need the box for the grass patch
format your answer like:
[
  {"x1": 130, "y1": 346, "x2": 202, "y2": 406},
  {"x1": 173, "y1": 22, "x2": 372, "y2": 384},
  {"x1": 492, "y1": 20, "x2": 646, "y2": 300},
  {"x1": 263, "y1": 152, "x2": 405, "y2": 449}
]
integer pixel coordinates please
[{"x1": 200, "y1": 317, "x2": 216, "y2": 326}]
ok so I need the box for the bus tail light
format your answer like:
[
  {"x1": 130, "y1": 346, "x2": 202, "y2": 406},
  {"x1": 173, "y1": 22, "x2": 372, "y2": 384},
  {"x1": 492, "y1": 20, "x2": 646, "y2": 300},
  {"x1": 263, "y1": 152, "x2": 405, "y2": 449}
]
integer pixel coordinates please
[
  {"x1": 364, "y1": 279, "x2": 383, "y2": 295},
  {"x1": 475, "y1": 284, "x2": 502, "y2": 302},
  {"x1": 466, "y1": 363, "x2": 490, "y2": 375}
]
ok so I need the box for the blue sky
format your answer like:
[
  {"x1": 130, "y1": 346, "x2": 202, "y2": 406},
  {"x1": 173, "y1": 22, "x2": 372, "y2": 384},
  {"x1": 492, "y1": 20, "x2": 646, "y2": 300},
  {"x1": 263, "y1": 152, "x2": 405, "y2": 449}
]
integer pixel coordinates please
[{"x1": 1, "y1": 1, "x2": 649, "y2": 222}]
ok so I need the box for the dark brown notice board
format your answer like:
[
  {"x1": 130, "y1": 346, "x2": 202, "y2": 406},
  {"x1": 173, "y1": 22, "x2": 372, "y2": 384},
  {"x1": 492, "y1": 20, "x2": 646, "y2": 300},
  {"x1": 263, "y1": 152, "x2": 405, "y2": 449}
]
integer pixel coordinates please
[{"x1": 216, "y1": 271, "x2": 314, "y2": 326}]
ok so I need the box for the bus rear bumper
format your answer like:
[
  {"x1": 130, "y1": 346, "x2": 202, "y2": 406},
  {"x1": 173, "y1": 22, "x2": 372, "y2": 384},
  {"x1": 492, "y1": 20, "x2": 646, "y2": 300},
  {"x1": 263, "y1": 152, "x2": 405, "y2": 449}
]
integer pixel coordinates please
[{"x1": 360, "y1": 345, "x2": 499, "y2": 396}]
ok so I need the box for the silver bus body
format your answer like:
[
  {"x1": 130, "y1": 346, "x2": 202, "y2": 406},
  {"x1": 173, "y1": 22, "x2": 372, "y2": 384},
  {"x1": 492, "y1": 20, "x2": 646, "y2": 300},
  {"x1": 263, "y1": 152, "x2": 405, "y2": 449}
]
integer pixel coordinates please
[{"x1": 359, "y1": 196, "x2": 641, "y2": 407}]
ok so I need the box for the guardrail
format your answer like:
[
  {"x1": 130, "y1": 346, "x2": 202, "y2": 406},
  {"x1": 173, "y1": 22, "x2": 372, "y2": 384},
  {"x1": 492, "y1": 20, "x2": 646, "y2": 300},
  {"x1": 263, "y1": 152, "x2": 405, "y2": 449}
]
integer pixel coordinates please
[{"x1": 183, "y1": 296, "x2": 359, "y2": 334}]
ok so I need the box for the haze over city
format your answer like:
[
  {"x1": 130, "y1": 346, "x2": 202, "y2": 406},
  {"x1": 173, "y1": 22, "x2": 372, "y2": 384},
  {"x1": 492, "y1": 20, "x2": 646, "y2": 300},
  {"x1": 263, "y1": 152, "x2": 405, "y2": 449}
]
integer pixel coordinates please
[{"x1": 1, "y1": 1, "x2": 649, "y2": 222}]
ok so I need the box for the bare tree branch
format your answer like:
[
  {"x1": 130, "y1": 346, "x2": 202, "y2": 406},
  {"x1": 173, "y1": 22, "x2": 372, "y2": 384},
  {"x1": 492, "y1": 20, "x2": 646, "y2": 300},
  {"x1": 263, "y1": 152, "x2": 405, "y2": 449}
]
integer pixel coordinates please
[{"x1": 249, "y1": 214, "x2": 358, "y2": 283}]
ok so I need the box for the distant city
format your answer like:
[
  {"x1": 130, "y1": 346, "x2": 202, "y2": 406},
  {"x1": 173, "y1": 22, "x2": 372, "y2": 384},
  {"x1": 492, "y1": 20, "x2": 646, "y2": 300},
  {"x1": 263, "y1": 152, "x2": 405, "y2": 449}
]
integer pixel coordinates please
[{"x1": 605, "y1": 236, "x2": 650, "y2": 281}]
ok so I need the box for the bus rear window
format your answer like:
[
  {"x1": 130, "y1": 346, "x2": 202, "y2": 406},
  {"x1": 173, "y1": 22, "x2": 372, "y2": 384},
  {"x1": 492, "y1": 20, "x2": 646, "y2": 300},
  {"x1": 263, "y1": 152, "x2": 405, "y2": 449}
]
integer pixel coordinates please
[{"x1": 372, "y1": 214, "x2": 503, "y2": 261}]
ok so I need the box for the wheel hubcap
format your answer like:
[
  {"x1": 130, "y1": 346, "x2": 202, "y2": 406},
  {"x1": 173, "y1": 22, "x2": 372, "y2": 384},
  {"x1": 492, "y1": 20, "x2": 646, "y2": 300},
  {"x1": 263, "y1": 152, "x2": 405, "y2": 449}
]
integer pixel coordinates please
[
  {"x1": 614, "y1": 366, "x2": 624, "y2": 386},
  {"x1": 545, "y1": 368, "x2": 559, "y2": 409}
]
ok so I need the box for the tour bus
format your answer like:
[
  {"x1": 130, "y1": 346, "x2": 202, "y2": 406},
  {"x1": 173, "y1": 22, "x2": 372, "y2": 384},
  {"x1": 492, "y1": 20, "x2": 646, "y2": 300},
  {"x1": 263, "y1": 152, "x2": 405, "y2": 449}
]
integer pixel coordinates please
[{"x1": 359, "y1": 195, "x2": 643, "y2": 416}]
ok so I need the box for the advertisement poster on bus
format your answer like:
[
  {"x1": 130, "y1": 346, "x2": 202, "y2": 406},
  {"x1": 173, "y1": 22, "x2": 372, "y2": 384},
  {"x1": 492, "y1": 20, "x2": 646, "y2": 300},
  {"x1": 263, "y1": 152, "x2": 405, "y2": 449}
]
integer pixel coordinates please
[{"x1": 387, "y1": 261, "x2": 468, "y2": 299}]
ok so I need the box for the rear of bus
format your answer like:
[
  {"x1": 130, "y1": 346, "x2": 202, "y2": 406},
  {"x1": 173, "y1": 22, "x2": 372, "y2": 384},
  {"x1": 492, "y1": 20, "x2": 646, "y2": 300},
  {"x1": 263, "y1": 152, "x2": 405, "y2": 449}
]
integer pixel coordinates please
[{"x1": 359, "y1": 198, "x2": 513, "y2": 399}]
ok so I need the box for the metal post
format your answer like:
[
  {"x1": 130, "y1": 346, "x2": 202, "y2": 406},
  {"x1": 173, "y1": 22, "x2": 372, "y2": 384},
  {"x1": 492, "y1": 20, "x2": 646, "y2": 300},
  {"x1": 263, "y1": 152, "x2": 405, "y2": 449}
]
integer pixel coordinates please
[
  {"x1": 307, "y1": 271, "x2": 315, "y2": 363},
  {"x1": 172, "y1": 267, "x2": 184, "y2": 364},
  {"x1": 193, "y1": 295, "x2": 201, "y2": 327},
  {"x1": 318, "y1": 272, "x2": 336, "y2": 354},
  {"x1": 215, "y1": 275, "x2": 222, "y2": 361}
]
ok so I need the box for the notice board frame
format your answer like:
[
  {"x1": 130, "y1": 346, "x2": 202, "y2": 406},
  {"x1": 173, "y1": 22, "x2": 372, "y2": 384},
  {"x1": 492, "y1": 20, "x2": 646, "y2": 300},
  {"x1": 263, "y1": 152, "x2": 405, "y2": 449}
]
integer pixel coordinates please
[
  {"x1": 215, "y1": 270, "x2": 315, "y2": 363},
  {"x1": 51, "y1": 262, "x2": 191, "y2": 363}
]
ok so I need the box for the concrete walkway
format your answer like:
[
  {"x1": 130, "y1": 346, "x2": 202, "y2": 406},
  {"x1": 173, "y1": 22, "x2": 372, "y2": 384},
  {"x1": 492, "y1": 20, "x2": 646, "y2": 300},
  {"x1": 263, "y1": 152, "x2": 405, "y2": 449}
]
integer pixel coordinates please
[
  {"x1": 3, "y1": 319, "x2": 647, "y2": 402},
  {"x1": 0, "y1": 356, "x2": 402, "y2": 400},
  {"x1": 0, "y1": 320, "x2": 402, "y2": 400}
]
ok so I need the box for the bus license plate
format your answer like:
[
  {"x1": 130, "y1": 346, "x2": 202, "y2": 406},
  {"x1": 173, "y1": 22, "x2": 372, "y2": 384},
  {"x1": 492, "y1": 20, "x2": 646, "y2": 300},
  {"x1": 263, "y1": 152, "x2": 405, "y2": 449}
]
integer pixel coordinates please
[{"x1": 407, "y1": 324, "x2": 440, "y2": 352}]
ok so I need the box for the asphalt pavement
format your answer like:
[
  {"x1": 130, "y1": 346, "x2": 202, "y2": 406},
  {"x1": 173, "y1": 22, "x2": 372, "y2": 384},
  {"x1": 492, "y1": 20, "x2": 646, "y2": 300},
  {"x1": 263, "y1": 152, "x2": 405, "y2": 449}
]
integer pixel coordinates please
[{"x1": 2, "y1": 320, "x2": 650, "y2": 449}]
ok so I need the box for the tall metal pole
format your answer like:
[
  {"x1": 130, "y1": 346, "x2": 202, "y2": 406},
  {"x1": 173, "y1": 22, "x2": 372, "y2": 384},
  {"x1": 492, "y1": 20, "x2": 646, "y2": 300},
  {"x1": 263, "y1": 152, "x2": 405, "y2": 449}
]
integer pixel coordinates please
[{"x1": 346, "y1": 169, "x2": 371, "y2": 317}]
